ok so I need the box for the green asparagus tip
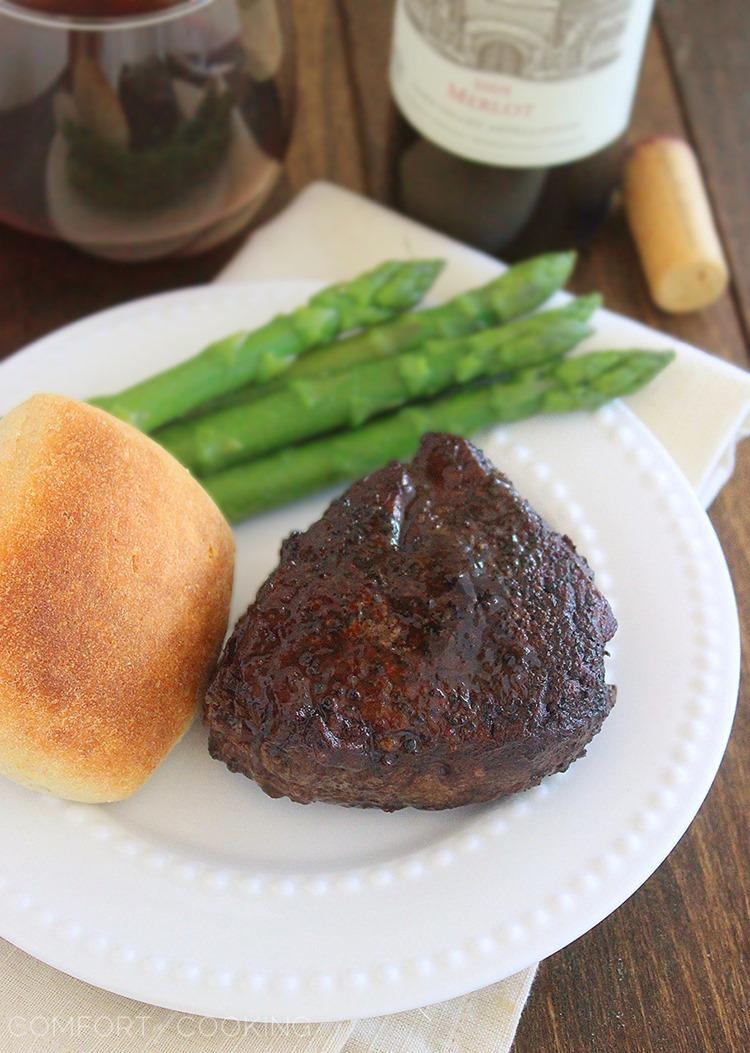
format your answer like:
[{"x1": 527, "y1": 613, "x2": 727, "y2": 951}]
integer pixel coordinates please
[
  {"x1": 374, "y1": 259, "x2": 445, "y2": 308},
  {"x1": 547, "y1": 348, "x2": 674, "y2": 411},
  {"x1": 554, "y1": 348, "x2": 674, "y2": 383},
  {"x1": 532, "y1": 249, "x2": 577, "y2": 282},
  {"x1": 617, "y1": 348, "x2": 676, "y2": 386},
  {"x1": 647, "y1": 349, "x2": 676, "y2": 366},
  {"x1": 529, "y1": 292, "x2": 600, "y2": 331},
  {"x1": 551, "y1": 248, "x2": 577, "y2": 272},
  {"x1": 564, "y1": 291, "x2": 603, "y2": 320}
]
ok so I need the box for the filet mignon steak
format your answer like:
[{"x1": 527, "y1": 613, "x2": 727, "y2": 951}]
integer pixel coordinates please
[{"x1": 205, "y1": 433, "x2": 617, "y2": 810}]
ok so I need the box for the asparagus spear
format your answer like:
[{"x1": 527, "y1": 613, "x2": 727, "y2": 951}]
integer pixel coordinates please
[
  {"x1": 89, "y1": 259, "x2": 443, "y2": 432},
  {"x1": 203, "y1": 349, "x2": 675, "y2": 523},
  {"x1": 195, "y1": 251, "x2": 577, "y2": 415},
  {"x1": 158, "y1": 295, "x2": 600, "y2": 474}
]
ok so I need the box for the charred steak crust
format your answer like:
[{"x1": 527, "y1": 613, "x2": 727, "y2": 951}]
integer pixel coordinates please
[{"x1": 205, "y1": 433, "x2": 617, "y2": 810}]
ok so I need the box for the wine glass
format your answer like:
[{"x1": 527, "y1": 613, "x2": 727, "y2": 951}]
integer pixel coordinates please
[{"x1": 0, "y1": 0, "x2": 295, "y2": 260}]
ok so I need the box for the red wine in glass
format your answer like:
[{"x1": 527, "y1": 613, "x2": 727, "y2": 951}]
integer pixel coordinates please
[
  {"x1": 12, "y1": 0, "x2": 187, "y2": 18},
  {"x1": 0, "y1": 0, "x2": 295, "y2": 259}
]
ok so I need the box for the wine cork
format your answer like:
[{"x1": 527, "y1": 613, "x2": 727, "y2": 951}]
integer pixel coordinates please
[{"x1": 623, "y1": 137, "x2": 729, "y2": 313}]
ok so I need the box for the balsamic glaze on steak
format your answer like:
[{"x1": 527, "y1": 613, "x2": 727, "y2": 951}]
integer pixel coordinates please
[{"x1": 205, "y1": 433, "x2": 617, "y2": 810}]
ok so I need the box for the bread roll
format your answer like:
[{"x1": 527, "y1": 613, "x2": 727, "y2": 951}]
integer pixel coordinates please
[{"x1": 0, "y1": 394, "x2": 235, "y2": 802}]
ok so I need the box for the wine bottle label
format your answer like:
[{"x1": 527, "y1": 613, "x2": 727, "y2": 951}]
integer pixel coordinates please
[{"x1": 390, "y1": 0, "x2": 654, "y2": 167}]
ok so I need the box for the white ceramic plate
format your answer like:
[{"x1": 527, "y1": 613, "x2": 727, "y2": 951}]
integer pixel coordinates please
[{"x1": 0, "y1": 283, "x2": 740, "y2": 1022}]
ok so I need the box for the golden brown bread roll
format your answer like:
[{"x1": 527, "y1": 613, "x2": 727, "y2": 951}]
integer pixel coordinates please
[{"x1": 0, "y1": 394, "x2": 235, "y2": 803}]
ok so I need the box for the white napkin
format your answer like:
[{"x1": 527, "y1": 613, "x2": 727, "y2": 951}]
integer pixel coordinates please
[{"x1": 2, "y1": 181, "x2": 749, "y2": 1053}]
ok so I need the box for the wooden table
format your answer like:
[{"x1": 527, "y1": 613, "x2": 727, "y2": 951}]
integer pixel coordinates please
[{"x1": 0, "y1": 2, "x2": 747, "y2": 1050}]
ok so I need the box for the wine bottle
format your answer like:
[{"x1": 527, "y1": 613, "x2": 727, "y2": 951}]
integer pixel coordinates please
[{"x1": 390, "y1": 0, "x2": 655, "y2": 256}]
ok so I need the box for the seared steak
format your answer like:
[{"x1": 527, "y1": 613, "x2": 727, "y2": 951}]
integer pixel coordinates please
[{"x1": 205, "y1": 433, "x2": 616, "y2": 810}]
